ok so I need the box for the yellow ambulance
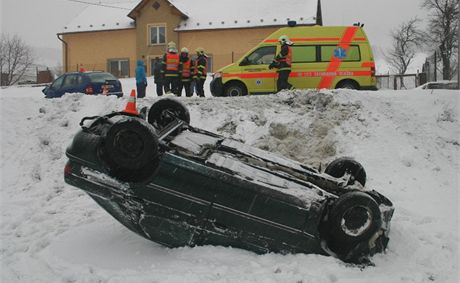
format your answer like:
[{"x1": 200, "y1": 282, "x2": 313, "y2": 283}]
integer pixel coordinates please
[{"x1": 210, "y1": 24, "x2": 377, "y2": 96}]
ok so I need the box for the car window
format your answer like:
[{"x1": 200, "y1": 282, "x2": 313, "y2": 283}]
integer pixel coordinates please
[
  {"x1": 51, "y1": 75, "x2": 65, "y2": 89},
  {"x1": 62, "y1": 74, "x2": 82, "y2": 89},
  {"x1": 246, "y1": 46, "x2": 276, "y2": 65},
  {"x1": 292, "y1": 45, "x2": 316, "y2": 63},
  {"x1": 87, "y1": 72, "x2": 118, "y2": 83},
  {"x1": 321, "y1": 45, "x2": 361, "y2": 62}
]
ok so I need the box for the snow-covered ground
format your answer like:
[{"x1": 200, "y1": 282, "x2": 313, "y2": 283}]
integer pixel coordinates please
[{"x1": 1, "y1": 79, "x2": 459, "y2": 282}]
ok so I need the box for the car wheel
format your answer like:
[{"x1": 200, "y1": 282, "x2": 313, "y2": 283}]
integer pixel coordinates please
[
  {"x1": 325, "y1": 157, "x2": 367, "y2": 186},
  {"x1": 324, "y1": 191, "x2": 382, "y2": 260},
  {"x1": 147, "y1": 98, "x2": 190, "y2": 131},
  {"x1": 224, "y1": 82, "x2": 247, "y2": 97},
  {"x1": 99, "y1": 117, "x2": 160, "y2": 183},
  {"x1": 336, "y1": 80, "x2": 359, "y2": 90}
]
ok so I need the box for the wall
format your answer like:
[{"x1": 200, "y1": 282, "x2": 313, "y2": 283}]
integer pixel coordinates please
[
  {"x1": 133, "y1": 0, "x2": 183, "y2": 74},
  {"x1": 62, "y1": 28, "x2": 136, "y2": 76},
  {"x1": 179, "y1": 27, "x2": 279, "y2": 71}
]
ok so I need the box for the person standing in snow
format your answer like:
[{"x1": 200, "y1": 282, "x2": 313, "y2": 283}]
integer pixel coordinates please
[
  {"x1": 178, "y1": 47, "x2": 194, "y2": 97},
  {"x1": 152, "y1": 57, "x2": 163, "y2": 97},
  {"x1": 193, "y1": 47, "x2": 208, "y2": 97},
  {"x1": 269, "y1": 35, "x2": 294, "y2": 92},
  {"x1": 135, "y1": 59, "x2": 147, "y2": 98},
  {"x1": 161, "y1": 41, "x2": 180, "y2": 95}
]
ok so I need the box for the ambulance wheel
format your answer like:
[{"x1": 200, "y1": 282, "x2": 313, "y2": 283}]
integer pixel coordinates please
[
  {"x1": 224, "y1": 82, "x2": 247, "y2": 97},
  {"x1": 100, "y1": 117, "x2": 160, "y2": 183},
  {"x1": 336, "y1": 80, "x2": 359, "y2": 90},
  {"x1": 323, "y1": 191, "x2": 382, "y2": 259},
  {"x1": 325, "y1": 157, "x2": 366, "y2": 186},
  {"x1": 147, "y1": 98, "x2": 190, "y2": 131}
]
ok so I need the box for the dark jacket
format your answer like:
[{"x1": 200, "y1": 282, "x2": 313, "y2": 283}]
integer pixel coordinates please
[
  {"x1": 194, "y1": 55, "x2": 208, "y2": 80},
  {"x1": 274, "y1": 44, "x2": 292, "y2": 72},
  {"x1": 153, "y1": 59, "x2": 162, "y2": 83},
  {"x1": 179, "y1": 53, "x2": 194, "y2": 81}
]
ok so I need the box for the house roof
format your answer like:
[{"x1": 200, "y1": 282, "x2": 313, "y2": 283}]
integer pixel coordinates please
[
  {"x1": 60, "y1": 1, "x2": 137, "y2": 34},
  {"x1": 169, "y1": 0, "x2": 318, "y2": 31},
  {"x1": 61, "y1": 0, "x2": 319, "y2": 34}
]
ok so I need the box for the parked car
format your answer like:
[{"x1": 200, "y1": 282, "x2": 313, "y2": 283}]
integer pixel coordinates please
[
  {"x1": 64, "y1": 98, "x2": 394, "y2": 263},
  {"x1": 43, "y1": 71, "x2": 123, "y2": 98},
  {"x1": 417, "y1": 80, "x2": 459, "y2": 90}
]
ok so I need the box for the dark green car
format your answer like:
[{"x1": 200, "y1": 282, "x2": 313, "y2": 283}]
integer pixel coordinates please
[{"x1": 64, "y1": 98, "x2": 394, "y2": 263}]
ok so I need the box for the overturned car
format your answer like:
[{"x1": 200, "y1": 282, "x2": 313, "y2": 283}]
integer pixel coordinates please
[{"x1": 64, "y1": 98, "x2": 394, "y2": 263}]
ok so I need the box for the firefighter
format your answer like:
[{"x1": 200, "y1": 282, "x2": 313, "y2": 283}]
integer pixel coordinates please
[
  {"x1": 178, "y1": 47, "x2": 194, "y2": 97},
  {"x1": 161, "y1": 41, "x2": 180, "y2": 95},
  {"x1": 193, "y1": 47, "x2": 208, "y2": 97},
  {"x1": 269, "y1": 35, "x2": 294, "y2": 92}
]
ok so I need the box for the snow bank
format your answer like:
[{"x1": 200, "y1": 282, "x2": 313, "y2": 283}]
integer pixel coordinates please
[{"x1": 1, "y1": 82, "x2": 459, "y2": 282}]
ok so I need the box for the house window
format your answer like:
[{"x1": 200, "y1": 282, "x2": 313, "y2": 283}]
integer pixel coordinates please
[
  {"x1": 107, "y1": 59, "x2": 130, "y2": 78},
  {"x1": 149, "y1": 25, "x2": 166, "y2": 45}
]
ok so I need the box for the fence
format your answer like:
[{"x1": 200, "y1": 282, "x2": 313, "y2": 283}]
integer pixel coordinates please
[{"x1": 376, "y1": 73, "x2": 426, "y2": 90}]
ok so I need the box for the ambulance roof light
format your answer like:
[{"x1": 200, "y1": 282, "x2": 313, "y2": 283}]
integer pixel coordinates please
[{"x1": 288, "y1": 20, "x2": 297, "y2": 27}]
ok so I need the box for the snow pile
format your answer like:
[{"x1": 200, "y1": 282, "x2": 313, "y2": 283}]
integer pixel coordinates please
[{"x1": 1, "y1": 82, "x2": 459, "y2": 282}]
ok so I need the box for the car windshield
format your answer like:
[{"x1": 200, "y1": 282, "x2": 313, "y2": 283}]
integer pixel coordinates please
[{"x1": 87, "y1": 72, "x2": 117, "y2": 83}]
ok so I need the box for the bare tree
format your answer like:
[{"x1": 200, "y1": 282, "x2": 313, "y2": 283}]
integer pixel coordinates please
[
  {"x1": 422, "y1": 0, "x2": 459, "y2": 80},
  {"x1": 385, "y1": 18, "x2": 423, "y2": 88},
  {"x1": 0, "y1": 34, "x2": 34, "y2": 86}
]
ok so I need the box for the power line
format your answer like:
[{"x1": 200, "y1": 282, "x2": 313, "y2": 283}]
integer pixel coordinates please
[{"x1": 66, "y1": 0, "x2": 132, "y2": 10}]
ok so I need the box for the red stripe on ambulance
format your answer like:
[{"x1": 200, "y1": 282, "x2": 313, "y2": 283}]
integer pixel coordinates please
[
  {"x1": 223, "y1": 70, "x2": 372, "y2": 79},
  {"x1": 318, "y1": 27, "x2": 359, "y2": 89},
  {"x1": 264, "y1": 37, "x2": 367, "y2": 43}
]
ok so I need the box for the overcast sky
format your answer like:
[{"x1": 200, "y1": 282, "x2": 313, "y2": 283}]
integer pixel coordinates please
[{"x1": 1, "y1": 0, "x2": 428, "y2": 55}]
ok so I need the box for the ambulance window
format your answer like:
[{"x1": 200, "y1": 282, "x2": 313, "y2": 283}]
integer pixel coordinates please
[
  {"x1": 321, "y1": 45, "x2": 361, "y2": 62},
  {"x1": 292, "y1": 46, "x2": 316, "y2": 63},
  {"x1": 246, "y1": 46, "x2": 276, "y2": 65}
]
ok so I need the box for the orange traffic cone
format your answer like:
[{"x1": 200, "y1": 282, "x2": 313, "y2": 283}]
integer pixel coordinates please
[{"x1": 123, "y1": 89, "x2": 139, "y2": 115}]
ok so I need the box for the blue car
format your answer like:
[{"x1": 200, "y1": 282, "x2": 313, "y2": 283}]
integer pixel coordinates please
[{"x1": 43, "y1": 71, "x2": 123, "y2": 98}]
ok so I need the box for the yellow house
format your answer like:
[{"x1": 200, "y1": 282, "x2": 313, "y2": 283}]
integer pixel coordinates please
[{"x1": 58, "y1": 0, "x2": 322, "y2": 77}]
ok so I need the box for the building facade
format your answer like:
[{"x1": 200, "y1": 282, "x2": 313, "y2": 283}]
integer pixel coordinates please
[{"x1": 59, "y1": 0, "x2": 321, "y2": 77}]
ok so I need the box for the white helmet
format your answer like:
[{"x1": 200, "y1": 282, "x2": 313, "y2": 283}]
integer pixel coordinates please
[
  {"x1": 196, "y1": 47, "x2": 205, "y2": 55},
  {"x1": 181, "y1": 47, "x2": 189, "y2": 53},
  {"x1": 167, "y1": 41, "x2": 177, "y2": 52},
  {"x1": 278, "y1": 35, "x2": 291, "y2": 45}
]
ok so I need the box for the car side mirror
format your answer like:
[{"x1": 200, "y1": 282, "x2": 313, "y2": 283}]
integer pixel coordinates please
[
  {"x1": 42, "y1": 86, "x2": 49, "y2": 94},
  {"x1": 239, "y1": 57, "x2": 249, "y2": 66}
]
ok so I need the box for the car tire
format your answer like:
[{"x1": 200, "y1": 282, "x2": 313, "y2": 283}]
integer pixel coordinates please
[
  {"x1": 147, "y1": 98, "x2": 190, "y2": 131},
  {"x1": 224, "y1": 82, "x2": 247, "y2": 97},
  {"x1": 324, "y1": 191, "x2": 382, "y2": 259},
  {"x1": 325, "y1": 157, "x2": 367, "y2": 186},
  {"x1": 336, "y1": 80, "x2": 359, "y2": 90},
  {"x1": 99, "y1": 117, "x2": 160, "y2": 183}
]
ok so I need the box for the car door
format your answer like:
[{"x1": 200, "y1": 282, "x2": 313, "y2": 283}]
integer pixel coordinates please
[
  {"x1": 239, "y1": 46, "x2": 277, "y2": 93},
  {"x1": 61, "y1": 74, "x2": 83, "y2": 95}
]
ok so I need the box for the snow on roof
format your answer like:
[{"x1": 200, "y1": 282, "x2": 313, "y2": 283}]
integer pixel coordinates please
[
  {"x1": 61, "y1": 1, "x2": 137, "y2": 34},
  {"x1": 62, "y1": 0, "x2": 318, "y2": 34},
  {"x1": 170, "y1": 0, "x2": 318, "y2": 31}
]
